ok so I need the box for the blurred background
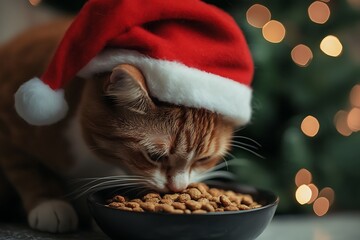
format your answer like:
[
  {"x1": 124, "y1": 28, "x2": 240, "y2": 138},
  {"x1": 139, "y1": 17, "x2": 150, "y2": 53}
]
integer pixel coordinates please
[{"x1": 0, "y1": 0, "x2": 359, "y2": 218}]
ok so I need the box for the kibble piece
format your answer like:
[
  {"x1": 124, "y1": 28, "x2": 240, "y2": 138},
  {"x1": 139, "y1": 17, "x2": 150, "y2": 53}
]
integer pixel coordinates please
[
  {"x1": 250, "y1": 204, "x2": 262, "y2": 209},
  {"x1": 208, "y1": 188, "x2": 221, "y2": 197},
  {"x1": 192, "y1": 209, "x2": 207, "y2": 214},
  {"x1": 198, "y1": 198, "x2": 209, "y2": 204},
  {"x1": 185, "y1": 200, "x2": 202, "y2": 211},
  {"x1": 140, "y1": 202, "x2": 156, "y2": 212},
  {"x1": 131, "y1": 198, "x2": 143, "y2": 204},
  {"x1": 209, "y1": 201, "x2": 218, "y2": 208},
  {"x1": 202, "y1": 203, "x2": 215, "y2": 212},
  {"x1": 133, "y1": 207, "x2": 144, "y2": 212},
  {"x1": 126, "y1": 202, "x2": 140, "y2": 208},
  {"x1": 241, "y1": 195, "x2": 254, "y2": 205},
  {"x1": 184, "y1": 209, "x2": 192, "y2": 214},
  {"x1": 118, "y1": 206, "x2": 133, "y2": 211},
  {"x1": 225, "y1": 190, "x2": 236, "y2": 197},
  {"x1": 163, "y1": 194, "x2": 179, "y2": 201},
  {"x1": 224, "y1": 206, "x2": 239, "y2": 211},
  {"x1": 215, "y1": 208, "x2": 224, "y2": 212},
  {"x1": 145, "y1": 198, "x2": 160, "y2": 204},
  {"x1": 155, "y1": 204, "x2": 175, "y2": 213},
  {"x1": 229, "y1": 195, "x2": 241, "y2": 205},
  {"x1": 108, "y1": 202, "x2": 125, "y2": 208},
  {"x1": 178, "y1": 193, "x2": 191, "y2": 203},
  {"x1": 143, "y1": 192, "x2": 161, "y2": 200},
  {"x1": 172, "y1": 202, "x2": 186, "y2": 210},
  {"x1": 238, "y1": 204, "x2": 251, "y2": 210},
  {"x1": 160, "y1": 198, "x2": 173, "y2": 205},
  {"x1": 172, "y1": 209, "x2": 184, "y2": 214},
  {"x1": 113, "y1": 195, "x2": 126, "y2": 203},
  {"x1": 187, "y1": 188, "x2": 202, "y2": 200},
  {"x1": 219, "y1": 195, "x2": 232, "y2": 207}
]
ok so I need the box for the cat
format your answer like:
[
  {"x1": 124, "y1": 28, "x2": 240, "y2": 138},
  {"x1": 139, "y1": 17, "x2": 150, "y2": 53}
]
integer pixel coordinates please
[{"x1": 0, "y1": 19, "x2": 235, "y2": 233}]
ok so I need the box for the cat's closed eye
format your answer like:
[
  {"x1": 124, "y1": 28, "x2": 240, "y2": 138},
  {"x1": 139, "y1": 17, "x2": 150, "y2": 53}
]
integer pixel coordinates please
[
  {"x1": 146, "y1": 151, "x2": 168, "y2": 163},
  {"x1": 196, "y1": 156, "x2": 211, "y2": 163}
]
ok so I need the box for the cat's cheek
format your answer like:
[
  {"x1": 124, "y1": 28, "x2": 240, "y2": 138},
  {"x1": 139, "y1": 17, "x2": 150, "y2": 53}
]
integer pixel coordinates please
[
  {"x1": 148, "y1": 169, "x2": 167, "y2": 191},
  {"x1": 189, "y1": 167, "x2": 205, "y2": 183}
]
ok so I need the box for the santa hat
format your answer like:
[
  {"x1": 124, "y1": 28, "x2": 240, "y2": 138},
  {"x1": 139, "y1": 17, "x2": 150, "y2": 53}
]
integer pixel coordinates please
[{"x1": 15, "y1": 0, "x2": 254, "y2": 126}]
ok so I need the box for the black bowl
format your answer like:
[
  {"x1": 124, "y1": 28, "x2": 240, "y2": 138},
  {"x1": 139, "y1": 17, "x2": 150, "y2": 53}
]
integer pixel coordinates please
[{"x1": 88, "y1": 182, "x2": 279, "y2": 240}]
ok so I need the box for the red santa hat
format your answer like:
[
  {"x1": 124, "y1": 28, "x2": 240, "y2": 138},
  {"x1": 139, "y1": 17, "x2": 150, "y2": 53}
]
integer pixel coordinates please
[{"x1": 15, "y1": 0, "x2": 254, "y2": 126}]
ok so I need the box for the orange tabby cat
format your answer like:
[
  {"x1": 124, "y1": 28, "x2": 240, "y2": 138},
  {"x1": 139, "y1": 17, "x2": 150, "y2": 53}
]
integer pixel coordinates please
[{"x1": 0, "y1": 19, "x2": 235, "y2": 232}]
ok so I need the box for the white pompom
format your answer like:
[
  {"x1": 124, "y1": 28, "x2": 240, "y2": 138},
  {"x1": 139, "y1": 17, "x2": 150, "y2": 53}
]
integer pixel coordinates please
[{"x1": 14, "y1": 78, "x2": 68, "y2": 126}]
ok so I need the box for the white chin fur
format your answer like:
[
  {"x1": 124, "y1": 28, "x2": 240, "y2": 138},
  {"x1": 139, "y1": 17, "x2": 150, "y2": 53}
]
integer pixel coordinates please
[{"x1": 14, "y1": 78, "x2": 68, "y2": 126}]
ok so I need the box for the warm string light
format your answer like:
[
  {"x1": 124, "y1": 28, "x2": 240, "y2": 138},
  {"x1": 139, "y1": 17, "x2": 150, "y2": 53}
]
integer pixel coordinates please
[
  {"x1": 347, "y1": 0, "x2": 360, "y2": 10},
  {"x1": 350, "y1": 85, "x2": 360, "y2": 107},
  {"x1": 308, "y1": 1, "x2": 331, "y2": 24},
  {"x1": 262, "y1": 20, "x2": 286, "y2": 43},
  {"x1": 246, "y1": 4, "x2": 271, "y2": 28},
  {"x1": 313, "y1": 197, "x2": 330, "y2": 216},
  {"x1": 291, "y1": 44, "x2": 313, "y2": 67},
  {"x1": 320, "y1": 35, "x2": 343, "y2": 57},
  {"x1": 295, "y1": 185, "x2": 312, "y2": 205},
  {"x1": 29, "y1": 0, "x2": 42, "y2": 6},
  {"x1": 334, "y1": 84, "x2": 360, "y2": 136},
  {"x1": 307, "y1": 184, "x2": 319, "y2": 204},
  {"x1": 334, "y1": 110, "x2": 352, "y2": 136},
  {"x1": 294, "y1": 168, "x2": 335, "y2": 216},
  {"x1": 295, "y1": 168, "x2": 312, "y2": 187},
  {"x1": 347, "y1": 108, "x2": 360, "y2": 132},
  {"x1": 301, "y1": 115, "x2": 320, "y2": 137}
]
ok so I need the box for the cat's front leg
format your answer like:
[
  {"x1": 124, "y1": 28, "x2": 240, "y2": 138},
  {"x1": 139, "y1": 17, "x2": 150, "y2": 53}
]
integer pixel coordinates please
[{"x1": 0, "y1": 146, "x2": 78, "y2": 233}]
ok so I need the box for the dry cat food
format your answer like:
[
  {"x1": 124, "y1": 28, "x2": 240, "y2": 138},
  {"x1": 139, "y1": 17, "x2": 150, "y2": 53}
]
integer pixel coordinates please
[{"x1": 106, "y1": 183, "x2": 262, "y2": 214}]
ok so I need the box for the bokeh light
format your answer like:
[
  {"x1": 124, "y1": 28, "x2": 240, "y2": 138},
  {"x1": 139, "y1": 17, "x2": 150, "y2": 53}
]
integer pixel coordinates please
[
  {"x1": 334, "y1": 110, "x2": 352, "y2": 136},
  {"x1": 29, "y1": 0, "x2": 42, "y2": 6},
  {"x1": 347, "y1": 108, "x2": 360, "y2": 132},
  {"x1": 291, "y1": 44, "x2": 313, "y2": 67},
  {"x1": 295, "y1": 168, "x2": 312, "y2": 187},
  {"x1": 308, "y1": 1, "x2": 331, "y2": 24},
  {"x1": 319, "y1": 187, "x2": 335, "y2": 205},
  {"x1": 313, "y1": 197, "x2": 330, "y2": 216},
  {"x1": 296, "y1": 184, "x2": 312, "y2": 205},
  {"x1": 301, "y1": 115, "x2": 320, "y2": 137},
  {"x1": 347, "y1": 0, "x2": 360, "y2": 10},
  {"x1": 308, "y1": 183, "x2": 319, "y2": 204},
  {"x1": 350, "y1": 84, "x2": 360, "y2": 107},
  {"x1": 246, "y1": 4, "x2": 271, "y2": 28},
  {"x1": 320, "y1": 35, "x2": 343, "y2": 57},
  {"x1": 262, "y1": 20, "x2": 286, "y2": 43}
]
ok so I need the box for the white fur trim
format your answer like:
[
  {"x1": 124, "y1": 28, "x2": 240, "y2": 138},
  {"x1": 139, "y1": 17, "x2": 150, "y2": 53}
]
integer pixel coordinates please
[
  {"x1": 79, "y1": 50, "x2": 252, "y2": 125},
  {"x1": 15, "y1": 78, "x2": 68, "y2": 126}
]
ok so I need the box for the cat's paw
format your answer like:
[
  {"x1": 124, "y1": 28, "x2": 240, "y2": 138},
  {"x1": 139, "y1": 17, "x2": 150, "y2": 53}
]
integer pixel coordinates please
[{"x1": 28, "y1": 200, "x2": 78, "y2": 233}]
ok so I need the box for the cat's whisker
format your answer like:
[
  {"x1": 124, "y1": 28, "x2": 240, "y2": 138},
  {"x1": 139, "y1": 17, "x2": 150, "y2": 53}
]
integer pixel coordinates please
[
  {"x1": 226, "y1": 152, "x2": 237, "y2": 159},
  {"x1": 205, "y1": 158, "x2": 245, "y2": 173},
  {"x1": 67, "y1": 179, "x2": 151, "y2": 199},
  {"x1": 230, "y1": 140, "x2": 259, "y2": 150},
  {"x1": 68, "y1": 177, "x2": 149, "y2": 194},
  {"x1": 70, "y1": 175, "x2": 147, "y2": 183},
  {"x1": 71, "y1": 182, "x2": 148, "y2": 199},
  {"x1": 221, "y1": 156, "x2": 229, "y2": 171},
  {"x1": 232, "y1": 136, "x2": 262, "y2": 147},
  {"x1": 230, "y1": 144, "x2": 265, "y2": 159},
  {"x1": 194, "y1": 171, "x2": 236, "y2": 182}
]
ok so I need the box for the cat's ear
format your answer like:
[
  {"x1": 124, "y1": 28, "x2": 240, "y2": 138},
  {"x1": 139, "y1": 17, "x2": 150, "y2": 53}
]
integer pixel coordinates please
[{"x1": 104, "y1": 64, "x2": 155, "y2": 113}]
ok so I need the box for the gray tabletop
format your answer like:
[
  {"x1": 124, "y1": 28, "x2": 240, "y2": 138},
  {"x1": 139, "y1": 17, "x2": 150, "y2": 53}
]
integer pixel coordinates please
[{"x1": 0, "y1": 213, "x2": 359, "y2": 240}]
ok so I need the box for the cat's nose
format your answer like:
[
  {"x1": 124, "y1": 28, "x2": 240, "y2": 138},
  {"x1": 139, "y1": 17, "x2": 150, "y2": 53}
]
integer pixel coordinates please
[
  {"x1": 166, "y1": 173, "x2": 188, "y2": 192},
  {"x1": 166, "y1": 182, "x2": 187, "y2": 192}
]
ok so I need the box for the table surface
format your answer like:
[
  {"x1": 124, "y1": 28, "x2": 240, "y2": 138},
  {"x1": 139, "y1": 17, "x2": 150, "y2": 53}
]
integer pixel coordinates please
[{"x1": 0, "y1": 213, "x2": 359, "y2": 240}]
